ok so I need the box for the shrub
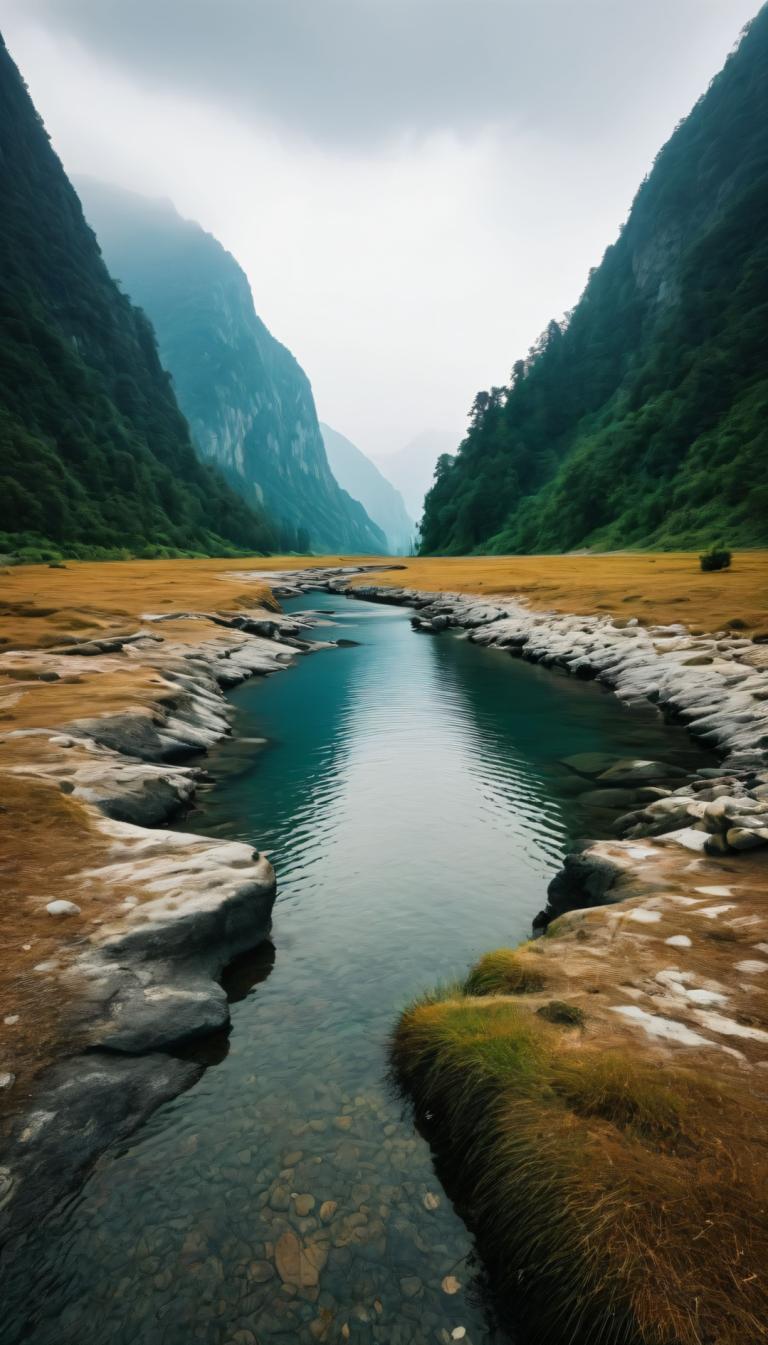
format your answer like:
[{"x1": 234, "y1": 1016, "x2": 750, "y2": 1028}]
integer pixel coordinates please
[{"x1": 700, "y1": 546, "x2": 732, "y2": 571}]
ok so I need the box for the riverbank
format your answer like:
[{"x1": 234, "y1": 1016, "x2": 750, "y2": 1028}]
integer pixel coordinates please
[
  {"x1": 325, "y1": 582, "x2": 768, "y2": 1341},
  {"x1": 0, "y1": 558, "x2": 389, "y2": 1243}
]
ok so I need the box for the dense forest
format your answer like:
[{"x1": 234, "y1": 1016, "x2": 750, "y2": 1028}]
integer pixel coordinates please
[
  {"x1": 420, "y1": 8, "x2": 768, "y2": 556},
  {"x1": 0, "y1": 36, "x2": 275, "y2": 560},
  {"x1": 78, "y1": 181, "x2": 387, "y2": 556}
]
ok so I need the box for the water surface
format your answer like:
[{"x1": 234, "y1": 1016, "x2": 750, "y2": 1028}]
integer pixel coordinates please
[{"x1": 3, "y1": 598, "x2": 713, "y2": 1344}]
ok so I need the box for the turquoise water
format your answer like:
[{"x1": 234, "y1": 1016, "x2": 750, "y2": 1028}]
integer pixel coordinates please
[{"x1": 3, "y1": 598, "x2": 712, "y2": 1344}]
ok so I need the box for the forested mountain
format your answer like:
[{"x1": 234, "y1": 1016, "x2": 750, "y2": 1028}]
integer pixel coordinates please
[
  {"x1": 420, "y1": 8, "x2": 768, "y2": 556},
  {"x1": 78, "y1": 181, "x2": 387, "y2": 555},
  {"x1": 320, "y1": 423, "x2": 414, "y2": 553},
  {"x1": 0, "y1": 35, "x2": 274, "y2": 560}
]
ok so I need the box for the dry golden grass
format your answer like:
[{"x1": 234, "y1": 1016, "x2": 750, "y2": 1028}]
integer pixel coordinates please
[
  {"x1": 0, "y1": 775, "x2": 131, "y2": 1118},
  {"x1": 348, "y1": 551, "x2": 768, "y2": 633}
]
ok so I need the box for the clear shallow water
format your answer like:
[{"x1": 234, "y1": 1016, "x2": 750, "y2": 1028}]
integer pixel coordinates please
[{"x1": 3, "y1": 599, "x2": 714, "y2": 1345}]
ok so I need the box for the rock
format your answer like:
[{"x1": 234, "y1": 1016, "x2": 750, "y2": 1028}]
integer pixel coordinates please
[
  {"x1": 451, "y1": 1329, "x2": 467, "y2": 1341},
  {"x1": 292, "y1": 1193, "x2": 315, "y2": 1217},
  {"x1": 442, "y1": 1276, "x2": 461, "y2": 1294},
  {"x1": 726, "y1": 827, "x2": 768, "y2": 850},
  {"x1": 561, "y1": 753, "x2": 621, "y2": 777},
  {"x1": 319, "y1": 1201, "x2": 337, "y2": 1223},
  {"x1": 423, "y1": 1191, "x2": 440, "y2": 1210},
  {"x1": 45, "y1": 899, "x2": 81, "y2": 917},
  {"x1": 247, "y1": 1260, "x2": 275, "y2": 1283},
  {"x1": 597, "y1": 759, "x2": 686, "y2": 785},
  {"x1": 274, "y1": 1231, "x2": 327, "y2": 1288},
  {"x1": 270, "y1": 1184, "x2": 291, "y2": 1212},
  {"x1": 0, "y1": 1072, "x2": 16, "y2": 1090},
  {"x1": 400, "y1": 1276, "x2": 423, "y2": 1298}
]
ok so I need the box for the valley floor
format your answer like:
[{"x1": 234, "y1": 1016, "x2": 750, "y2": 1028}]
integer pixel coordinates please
[{"x1": 1, "y1": 549, "x2": 767, "y2": 1341}]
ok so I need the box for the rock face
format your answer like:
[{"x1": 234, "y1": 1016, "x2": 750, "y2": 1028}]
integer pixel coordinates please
[
  {"x1": 0, "y1": 37, "x2": 272, "y2": 558},
  {"x1": 320, "y1": 423, "x2": 414, "y2": 554},
  {"x1": 77, "y1": 180, "x2": 387, "y2": 556}
]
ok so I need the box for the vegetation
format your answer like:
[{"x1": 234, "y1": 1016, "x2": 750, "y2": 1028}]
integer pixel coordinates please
[
  {"x1": 700, "y1": 546, "x2": 732, "y2": 572},
  {"x1": 419, "y1": 10, "x2": 768, "y2": 556},
  {"x1": 392, "y1": 968, "x2": 768, "y2": 1344},
  {"x1": 0, "y1": 38, "x2": 275, "y2": 559}
]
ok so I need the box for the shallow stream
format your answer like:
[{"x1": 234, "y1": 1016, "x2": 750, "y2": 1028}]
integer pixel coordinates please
[{"x1": 4, "y1": 597, "x2": 714, "y2": 1344}]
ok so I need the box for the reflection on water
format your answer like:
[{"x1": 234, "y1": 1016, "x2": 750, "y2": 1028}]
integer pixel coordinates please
[{"x1": 2, "y1": 599, "x2": 713, "y2": 1345}]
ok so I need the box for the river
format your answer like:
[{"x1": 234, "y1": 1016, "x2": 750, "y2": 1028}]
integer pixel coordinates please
[{"x1": 3, "y1": 596, "x2": 714, "y2": 1344}]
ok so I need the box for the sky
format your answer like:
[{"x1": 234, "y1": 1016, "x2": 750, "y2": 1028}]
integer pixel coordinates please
[{"x1": 1, "y1": 0, "x2": 759, "y2": 460}]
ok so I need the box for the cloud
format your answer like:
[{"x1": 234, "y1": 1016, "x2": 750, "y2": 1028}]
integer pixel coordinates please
[{"x1": 1, "y1": 0, "x2": 755, "y2": 149}]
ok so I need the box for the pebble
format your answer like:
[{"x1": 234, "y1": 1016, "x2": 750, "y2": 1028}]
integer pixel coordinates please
[
  {"x1": 292, "y1": 1193, "x2": 316, "y2": 1216},
  {"x1": 269, "y1": 1185, "x2": 291, "y2": 1211},
  {"x1": 319, "y1": 1201, "x2": 338, "y2": 1223},
  {"x1": 423, "y1": 1191, "x2": 440, "y2": 1210},
  {"x1": 442, "y1": 1276, "x2": 461, "y2": 1294},
  {"x1": 0, "y1": 1072, "x2": 15, "y2": 1090},
  {"x1": 46, "y1": 899, "x2": 81, "y2": 917},
  {"x1": 3, "y1": 1015, "x2": 19, "y2": 1025},
  {"x1": 400, "y1": 1276, "x2": 423, "y2": 1298}
]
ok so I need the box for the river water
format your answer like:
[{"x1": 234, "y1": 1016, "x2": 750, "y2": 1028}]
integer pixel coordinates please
[{"x1": 3, "y1": 598, "x2": 713, "y2": 1345}]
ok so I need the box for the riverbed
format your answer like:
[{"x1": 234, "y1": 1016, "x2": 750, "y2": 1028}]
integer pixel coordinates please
[{"x1": 2, "y1": 596, "x2": 714, "y2": 1345}]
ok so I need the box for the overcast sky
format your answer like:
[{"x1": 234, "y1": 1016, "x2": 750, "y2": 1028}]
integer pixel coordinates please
[{"x1": 1, "y1": 1, "x2": 759, "y2": 458}]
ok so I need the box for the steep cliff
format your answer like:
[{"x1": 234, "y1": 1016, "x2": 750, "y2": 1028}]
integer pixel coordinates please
[
  {"x1": 0, "y1": 35, "x2": 273, "y2": 560},
  {"x1": 419, "y1": 8, "x2": 768, "y2": 555},
  {"x1": 320, "y1": 423, "x2": 414, "y2": 553},
  {"x1": 78, "y1": 181, "x2": 387, "y2": 555}
]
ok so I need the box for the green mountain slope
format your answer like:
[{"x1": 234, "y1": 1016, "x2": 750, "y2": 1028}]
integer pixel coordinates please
[
  {"x1": 78, "y1": 181, "x2": 387, "y2": 555},
  {"x1": 0, "y1": 35, "x2": 274, "y2": 560},
  {"x1": 320, "y1": 423, "x2": 414, "y2": 554},
  {"x1": 420, "y1": 7, "x2": 768, "y2": 556}
]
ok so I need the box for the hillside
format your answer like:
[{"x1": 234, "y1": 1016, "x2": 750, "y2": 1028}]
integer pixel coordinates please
[
  {"x1": 78, "y1": 181, "x2": 387, "y2": 555},
  {"x1": 419, "y1": 8, "x2": 768, "y2": 556},
  {"x1": 0, "y1": 36, "x2": 273, "y2": 560},
  {"x1": 320, "y1": 423, "x2": 414, "y2": 553}
]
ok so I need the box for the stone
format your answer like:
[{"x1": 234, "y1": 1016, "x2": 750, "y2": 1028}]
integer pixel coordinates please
[
  {"x1": 292, "y1": 1193, "x2": 316, "y2": 1217},
  {"x1": 423, "y1": 1191, "x2": 440, "y2": 1210},
  {"x1": 0, "y1": 1072, "x2": 15, "y2": 1090},
  {"x1": 270, "y1": 1185, "x2": 291, "y2": 1211},
  {"x1": 400, "y1": 1276, "x2": 423, "y2": 1298},
  {"x1": 274, "y1": 1231, "x2": 327, "y2": 1288},
  {"x1": 560, "y1": 752, "x2": 620, "y2": 777},
  {"x1": 247, "y1": 1260, "x2": 275, "y2": 1283},
  {"x1": 442, "y1": 1276, "x2": 461, "y2": 1294},
  {"x1": 46, "y1": 899, "x2": 81, "y2": 917},
  {"x1": 727, "y1": 827, "x2": 768, "y2": 850},
  {"x1": 319, "y1": 1201, "x2": 337, "y2": 1223}
]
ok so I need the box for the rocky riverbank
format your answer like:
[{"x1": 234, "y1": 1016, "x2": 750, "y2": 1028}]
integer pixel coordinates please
[
  {"x1": 0, "y1": 563, "x2": 382, "y2": 1249},
  {"x1": 330, "y1": 578, "x2": 768, "y2": 1344}
]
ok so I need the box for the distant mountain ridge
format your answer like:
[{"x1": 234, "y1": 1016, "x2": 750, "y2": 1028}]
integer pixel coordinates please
[
  {"x1": 78, "y1": 180, "x2": 386, "y2": 555},
  {"x1": 373, "y1": 430, "x2": 457, "y2": 523},
  {"x1": 0, "y1": 35, "x2": 273, "y2": 559},
  {"x1": 419, "y1": 7, "x2": 768, "y2": 555},
  {"x1": 320, "y1": 424, "x2": 414, "y2": 554}
]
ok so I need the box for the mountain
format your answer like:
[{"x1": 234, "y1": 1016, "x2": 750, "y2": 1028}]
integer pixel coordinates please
[
  {"x1": 0, "y1": 36, "x2": 274, "y2": 561},
  {"x1": 320, "y1": 424, "x2": 414, "y2": 554},
  {"x1": 77, "y1": 180, "x2": 386, "y2": 556},
  {"x1": 419, "y1": 8, "x2": 768, "y2": 556},
  {"x1": 374, "y1": 431, "x2": 457, "y2": 522}
]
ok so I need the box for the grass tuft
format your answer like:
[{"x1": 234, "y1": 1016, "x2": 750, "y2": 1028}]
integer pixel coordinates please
[{"x1": 464, "y1": 945, "x2": 546, "y2": 996}]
